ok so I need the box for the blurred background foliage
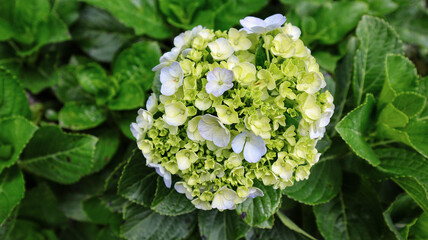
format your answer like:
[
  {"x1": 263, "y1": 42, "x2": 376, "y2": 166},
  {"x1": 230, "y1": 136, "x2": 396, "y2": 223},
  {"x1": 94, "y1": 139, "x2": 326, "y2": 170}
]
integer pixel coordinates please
[{"x1": 0, "y1": 0, "x2": 427, "y2": 239}]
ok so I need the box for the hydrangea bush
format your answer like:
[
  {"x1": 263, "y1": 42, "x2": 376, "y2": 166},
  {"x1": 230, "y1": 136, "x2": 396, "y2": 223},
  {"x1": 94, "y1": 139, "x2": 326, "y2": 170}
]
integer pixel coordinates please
[{"x1": 131, "y1": 14, "x2": 334, "y2": 211}]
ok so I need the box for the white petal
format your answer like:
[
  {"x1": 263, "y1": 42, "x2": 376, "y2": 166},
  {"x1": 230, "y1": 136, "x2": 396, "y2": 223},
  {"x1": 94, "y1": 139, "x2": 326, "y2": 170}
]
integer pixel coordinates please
[
  {"x1": 240, "y1": 16, "x2": 266, "y2": 33},
  {"x1": 243, "y1": 132, "x2": 266, "y2": 163},
  {"x1": 163, "y1": 171, "x2": 172, "y2": 188},
  {"x1": 248, "y1": 187, "x2": 264, "y2": 198},
  {"x1": 212, "y1": 128, "x2": 230, "y2": 148},
  {"x1": 231, "y1": 132, "x2": 247, "y2": 153},
  {"x1": 130, "y1": 123, "x2": 141, "y2": 139},
  {"x1": 264, "y1": 14, "x2": 286, "y2": 31}
]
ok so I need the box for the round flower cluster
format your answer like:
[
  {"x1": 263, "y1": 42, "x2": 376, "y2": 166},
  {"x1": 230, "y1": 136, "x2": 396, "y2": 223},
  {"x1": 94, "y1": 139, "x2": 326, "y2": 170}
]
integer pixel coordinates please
[{"x1": 130, "y1": 14, "x2": 334, "y2": 211}]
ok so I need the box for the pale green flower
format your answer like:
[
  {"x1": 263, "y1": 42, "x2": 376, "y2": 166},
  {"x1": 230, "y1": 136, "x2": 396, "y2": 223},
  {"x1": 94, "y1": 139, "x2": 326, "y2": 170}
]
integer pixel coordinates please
[
  {"x1": 271, "y1": 33, "x2": 296, "y2": 58},
  {"x1": 176, "y1": 149, "x2": 198, "y2": 170},
  {"x1": 208, "y1": 38, "x2": 234, "y2": 60},
  {"x1": 163, "y1": 102, "x2": 188, "y2": 126},
  {"x1": 216, "y1": 105, "x2": 239, "y2": 125},
  {"x1": 228, "y1": 28, "x2": 252, "y2": 51},
  {"x1": 212, "y1": 187, "x2": 237, "y2": 211}
]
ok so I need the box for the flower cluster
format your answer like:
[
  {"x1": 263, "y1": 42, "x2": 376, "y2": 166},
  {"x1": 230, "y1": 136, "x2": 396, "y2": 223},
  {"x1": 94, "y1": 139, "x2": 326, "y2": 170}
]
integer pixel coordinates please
[{"x1": 131, "y1": 14, "x2": 334, "y2": 211}]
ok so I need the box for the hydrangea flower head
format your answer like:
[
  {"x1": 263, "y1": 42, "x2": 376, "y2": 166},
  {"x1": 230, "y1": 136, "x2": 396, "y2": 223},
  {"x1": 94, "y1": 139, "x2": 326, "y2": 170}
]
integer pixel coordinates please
[{"x1": 131, "y1": 14, "x2": 334, "y2": 211}]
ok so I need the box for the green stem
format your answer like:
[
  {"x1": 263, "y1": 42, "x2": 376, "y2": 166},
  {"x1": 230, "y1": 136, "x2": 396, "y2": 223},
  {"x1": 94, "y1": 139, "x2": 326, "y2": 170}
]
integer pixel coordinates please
[
  {"x1": 370, "y1": 140, "x2": 398, "y2": 147},
  {"x1": 262, "y1": 34, "x2": 271, "y2": 64}
]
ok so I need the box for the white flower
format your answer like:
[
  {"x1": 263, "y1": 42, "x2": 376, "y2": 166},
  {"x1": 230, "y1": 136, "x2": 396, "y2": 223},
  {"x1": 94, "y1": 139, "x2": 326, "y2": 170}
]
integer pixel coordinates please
[
  {"x1": 174, "y1": 182, "x2": 193, "y2": 200},
  {"x1": 152, "y1": 47, "x2": 181, "y2": 71},
  {"x1": 281, "y1": 23, "x2": 301, "y2": 41},
  {"x1": 176, "y1": 149, "x2": 198, "y2": 170},
  {"x1": 205, "y1": 68, "x2": 234, "y2": 97},
  {"x1": 248, "y1": 187, "x2": 264, "y2": 198},
  {"x1": 130, "y1": 109, "x2": 153, "y2": 140},
  {"x1": 192, "y1": 198, "x2": 212, "y2": 210},
  {"x1": 211, "y1": 186, "x2": 237, "y2": 211},
  {"x1": 272, "y1": 159, "x2": 297, "y2": 180},
  {"x1": 231, "y1": 130, "x2": 267, "y2": 163},
  {"x1": 146, "y1": 93, "x2": 158, "y2": 113},
  {"x1": 163, "y1": 102, "x2": 188, "y2": 126},
  {"x1": 208, "y1": 38, "x2": 234, "y2": 60},
  {"x1": 130, "y1": 123, "x2": 144, "y2": 140},
  {"x1": 186, "y1": 116, "x2": 205, "y2": 142},
  {"x1": 240, "y1": 14, "x2": 286, "y2": 34},
  {"x1": 148, "y1": 163, "x2": 171, "y2": 188},
  {"x1": 198, "y1": 114, "x2": 231, "y2": 148},
  {"x1": 160, "y1": 61, "x2": 184, "y2": 96},
  {"x1": 174, "y1": 31, "x2": 193, "y2": 50}
]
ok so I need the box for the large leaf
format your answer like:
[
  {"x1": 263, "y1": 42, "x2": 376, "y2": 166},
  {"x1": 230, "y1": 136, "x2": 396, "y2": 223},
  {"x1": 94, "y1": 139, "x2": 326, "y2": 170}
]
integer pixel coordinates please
[
  {"x1": 83, "y1": 196, "x2": 121, "y2": 225},
  {"x1": 151, "y1": 177, "x2": 195, "y2": 216},
  {"x1": 236, "y1": 180, "x2": 282, "y2": 226},
  {"x1": 198, "y1": 210, "x2": 251, "y2": 240},
  {"x1": 214, "y1": 0, "x2": 269, "y2": 30},
  {"x1": 302, "y1": 2, "x2": 368, "y2": 44},
  {"x1": 251, "y1": 217, "x2": 309, "y2": 240},
  {"x1": 118, "y1": 151, "x2": 158, "y2": 207},
  {"x1": 394, "y1": 177, "x2": 428, "y2": 213},
  {"x1": 408, "y1": 212, "x2": 428, "y2": 239},
  {"x1": 108, "y1": 81, "x2": 145, "y2": 111},
  {"x1": 313, "y1": 174, "x2": 385, "y2": 240},
  {"x1": 18, "y1": 184, "x2": 68, "y2": 227},
  {"x1": 336, "y1": 94, "x2": 379, "y2": 166},
  {"x1": 387, "y1": 4, "x2": 428, "y2": 48},
  {"x1": 120, "y1": 204, "x2": 195, "y2": 240},
  {"x1": 71, "y1": 6, "x2": 134, "y2": 62},
  {"x1": 0, "y1": 116, "x2": 38, "y2": 172},
  {"x1": 59, "y1": 102, "x2": 108, "y2": 131},
  {"x1": 0, "y1": 67, "x2": 30, "y2": 119},
  {"x1": 52, "y1": 65, "x2": 93, "y2": 103},
  {"x1": 276, "y1": 211, "x2": 316, "y2": 240},
  {"x1": 80, "y1": 0, "x2": 171, "y2": 39},
  {"x1": 0, "y1": 166, "x2": 25, "y2": 225},
  {"x1": 383, "y1": 194, "x2": 422, "y2": 240},
  {"x1": 378, "y1": 54, "x2": 418, "y2": 108},
  {"x1": 90, "y1": 128, "x2": 120, "y2": 173},
  {"x1": 20, "y1": 126, "x2": 98, "y2": 184},
  {"x1": 284, "y1": 159, "x2": 341, "y2": 205},
  {"x1": 353, "y1": 15, "x2": 403, "y2": 106},
  {"x1": 113, "y1": 41, "x2": 161, "y2": 91},
  {"x1": 375, "y1": 148, "x2": 428, "y2": 211}
]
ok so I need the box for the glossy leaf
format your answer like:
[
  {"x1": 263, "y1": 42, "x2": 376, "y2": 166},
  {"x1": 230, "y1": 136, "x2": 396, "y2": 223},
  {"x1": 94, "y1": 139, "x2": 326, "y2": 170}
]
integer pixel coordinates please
[
  {"x1": 236, "y1": 180, "x2": 282, "y2": 226},
  {"x1": 118, "y1": 151, "x2": 158, "y2": 207},
  {"x1": 20, "y1": 126, "x2": 98, "y2": 184},
  {"x1": 90, "y1": 128, "x2": 120, "y2": 173},
  {"x1": 120, "y1": 204, "x2": 195, "y2": 240},
  {"x1": 0, "y1": 166, "x2": 25, "y2": 225},
  {"x1": 198, "y1": 210, "x2": 250, "y2": 240},
  {"x1": 81, "y1": 0, "x2": 171, "y2": 39},
  {"x1": 0, "y1": 116, "x2": 38, "y2": 172},
  {"x1": 0, "y1": 68, "x2": 30, "y2": 119},
  {"x1": 336, "y1": 94, "x2": 379, "y2": 166},
  {"x1": 394, "y1": 178, "x2": 428, "y2": 213},
  {"x1": 284, "y1": 159, "x2": 341, "y2": 205},
  {"x1": 59, "y1": 102, "x2": 107, "y2": 131},
  {"x1": 353, "y1": 16, "x2": 403, "y2": 106}
]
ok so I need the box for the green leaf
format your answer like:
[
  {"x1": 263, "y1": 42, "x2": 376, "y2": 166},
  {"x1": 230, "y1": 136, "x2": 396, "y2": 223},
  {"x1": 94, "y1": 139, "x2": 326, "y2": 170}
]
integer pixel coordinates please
[
  {"x1": 330, "y1": 37, "x2": 358, "y2": 131},
  {"x1": 113, "y1": 41, "x2": 161, "y2": 91},
  {"x1": 214, "y1": 0, "x2": 269, "y2": 30},
  {"x1": 52, "y1": 65, "x2": 93, "y2": 103},
  {"x1": 83, "y1": 196, "x2": 121, "y2": 225},
  {"x1": 377, "y1": 103, "x2": 409, "y2": 128},
  {"x1": 0, "y1": 67, "x2": 30, "y2": 119},
  {"x1": 118, "y1": 151, "x2": 158, "y2": 207},
  {"x1": 303, "y1": 2, "x2": 368, "y2": 45},
  {"x1": 394, "y1": 177, "x2": 428, "y2": 214},
  {"x1": 113, "y1": 110, "x2": 136, "y2": 139},
  {"x1": 404, "y1": 118, "x2": 428, "y2": 158},
  {"x1": 336, "y1": 94, "x2": 380, "y2": 166},
  {"x1": 255, "y1": 40, "x2": 267, "y2": 69},
  {"x1": 80, "y1": 0, "x2": 171, "y2": 39},
  {"x1": 353, "y1": 15, "x2": 403, "y2": 106},
  {"x1": 108, "y1": 81, "x2": 145, "y2": 110},
  {"x1": 375, "y1": 148, "x2": 428, "y2": 211},
  {"x1": 20, "y1": 125, "x2": 98, "y2": 184},
  {"x1": 76, "y1": 63, "x2": 117, "y2": 105},
  {"x1": 159, "y1": 0, "x2": 206, "y2": 28},
  {"x1": 409, "y1": 212, "x2": 428, "y2": 239},
  {"x1": 236, "y1": 180, "x2": 282, "y2": 226},
  {"x1": 0, "y1": 116, "x2": 38, "y2": 172},
  {"x1": 18, "y1": 184, "x2": 68, "y2": 227},
  {"x1": 312, "y1": 51, "x2": 341, "y2": 73},
  {"x1": 383, "y1": 194, "x2": 422, "y2": 240},
  {"x1": 71, "y1": 6, "x2": 134, "y2": 62},
  {"x1": 7, "y1": 220, "x2": 58, "y2": 240},
  {"x1": 313, "y1": 174, "x2": 385, "y2": 240},
  {"x1": 151, "y1": 177, "x2": 195, "y2": 216},
  {"x1": 379, "y1": 54, "x2": 418, "y2": 108},
  {"x1": 393, "y1": 92, "x2": 426, "y2": 118},
  {"x1": 59, "y1": 102, "x2": 107, "y2": 131},
  {"x1": 120, "y1": 204, "x2": 196, "y2": 240},
  {"x1": 198, "y1": 210, "x2": 250, "y2": 240},
  {"x1": 359, "y1": 0, "x2": 398, "y2": 16},
  {"x1": 251, "y1": 217, "x2": 309, "y2": 240},
  {"x1": 387, "y1": 4, "x2": 428, "y2": 48},
  {"x1": 53, "y1": 0, "x2": 80, "y2": 26},
  {"x1": 276, "y1": 211, "x2": 316, "y2": 240},
  {"x1": 90, "y1": 128, "x2": 120, "y2": 173},
  {"x1": 284, "y1": 159, "x2": 341, "y2": 205},
  {"x1": 0, "y1": 166, "x2": 25, "y2": 225},
  {"x1": 0, "y1": 206, "x2": 17, "y2": 240}
]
